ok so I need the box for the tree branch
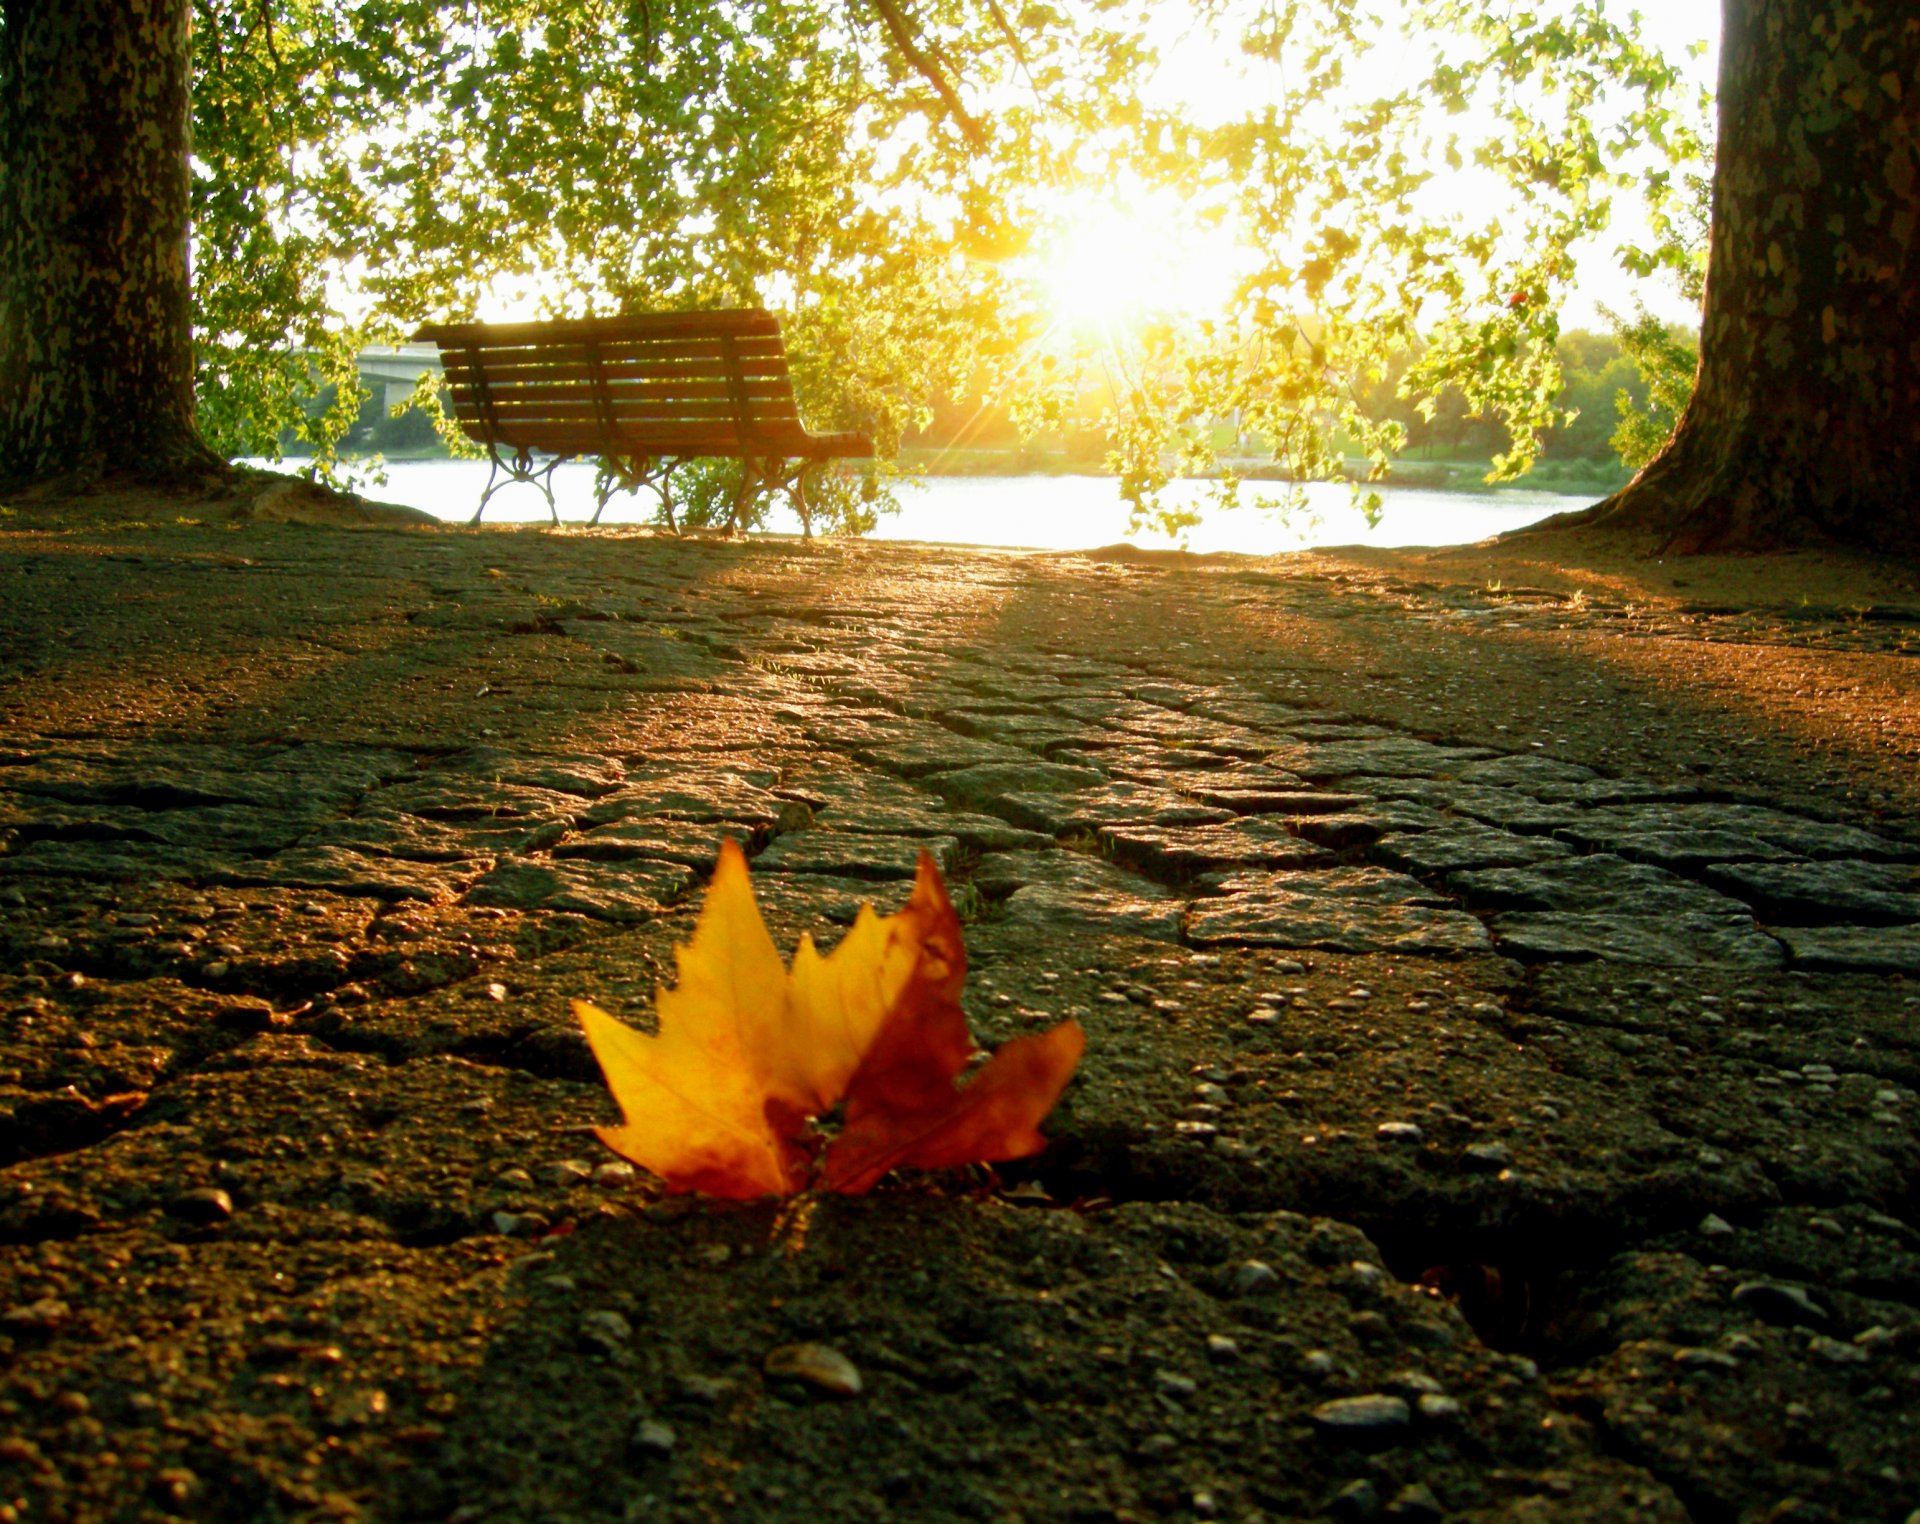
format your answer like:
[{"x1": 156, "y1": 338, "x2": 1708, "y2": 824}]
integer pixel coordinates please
[{"x1": 861, "y1": 0, "x2": 988, "y2": 150}]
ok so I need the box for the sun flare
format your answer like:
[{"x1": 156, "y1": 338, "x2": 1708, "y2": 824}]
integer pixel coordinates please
[{"x1": 1029, "y1": 194, "x2": 1242, "y2": 337}]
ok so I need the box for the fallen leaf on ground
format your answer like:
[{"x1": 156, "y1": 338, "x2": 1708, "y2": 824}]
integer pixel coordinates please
[{"x1": 575, "y1": 839, "x2": 1081, "y2": 1197}]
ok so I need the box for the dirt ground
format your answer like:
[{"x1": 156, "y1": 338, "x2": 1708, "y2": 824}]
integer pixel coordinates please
[{"x1": 1, "y1": 475, "x2": 1917, "y2": 1524}]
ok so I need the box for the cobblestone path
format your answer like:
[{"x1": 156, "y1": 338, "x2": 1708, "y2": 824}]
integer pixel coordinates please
[{"x1": 0, "y1": 522, "x2": 1916, "y2": 1524}]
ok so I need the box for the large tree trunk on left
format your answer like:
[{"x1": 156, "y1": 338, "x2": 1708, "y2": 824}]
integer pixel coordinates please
[
  {"x1": 0, "y1": 0, "x2": 224, "y2": 486},
  {"x1": 1543, "y1": 0, "x2": 1920, "y2": 556}
]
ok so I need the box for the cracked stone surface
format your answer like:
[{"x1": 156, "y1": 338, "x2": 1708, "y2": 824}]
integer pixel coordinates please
[{"x1": 0, "y1": 512, "x2": 1917, "y2": 1524}]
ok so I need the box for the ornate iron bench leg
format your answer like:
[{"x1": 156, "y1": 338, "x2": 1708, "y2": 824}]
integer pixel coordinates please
[
  {"x1": 730, "y1": 460, "x2": 769, "y2": 535},
  {"x1": 790, "y1": 461, "x2": 820, "y2": 541},
  {"x1": 472, "y1": 442, "x2": 511, "y2": 525},
  {"x1": 655, "y1": 458, "x2": 683, "y2": 534},
  {"x1": 590, "y1": 457, "x2": 622, "y2": 526},
  {"x1": 535, "y1": 453, "x2": 561, "y2": 525}
]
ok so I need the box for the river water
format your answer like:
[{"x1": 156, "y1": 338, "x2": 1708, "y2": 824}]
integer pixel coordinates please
[{"x1": 332, "y1": 458, "x2": 1593, "y2": 554}]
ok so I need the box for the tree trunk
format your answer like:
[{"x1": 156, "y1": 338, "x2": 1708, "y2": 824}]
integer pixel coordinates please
[
  {"x1": 0, "y1": 0, "x2": 223, "y2": 487},
  {"x1": 1567, "y1": 0, "x2": 1920, "y2": 554}
]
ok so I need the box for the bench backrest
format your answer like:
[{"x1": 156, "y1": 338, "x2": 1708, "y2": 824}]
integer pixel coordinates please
[{"x1": 417, "y1": 309, "x2": 809, "y2": 457}]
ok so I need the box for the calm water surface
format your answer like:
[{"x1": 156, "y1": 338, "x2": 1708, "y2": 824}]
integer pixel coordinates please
[{"x1": 326, "y1": 459, "x2": 1594, "y2": 555}]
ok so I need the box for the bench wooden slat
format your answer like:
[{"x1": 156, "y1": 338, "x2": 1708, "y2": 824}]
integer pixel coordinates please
[
  {"x1": 447, "y1": 399, "x2": 804, "y2": 427},
  {"x1": 418, "y1": 308, "x2": 781, "y2": 347},
  {"x1": 441, "y1": 341, "x2": 790, "y2": 374},
  {"x1": 449, "y1": 378, "x2": 794, "y2": 406},
  {"x1": 475, "y1": 423, "x2": 866, "y2": 456}
]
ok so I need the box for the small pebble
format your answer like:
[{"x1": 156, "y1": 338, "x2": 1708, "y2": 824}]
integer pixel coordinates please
[
  {"x1": 1297, "y1": 1350, "x2": 1338, "y2": 1380},
  {"x1": 167, "y1": 1187, "x2": 234, "y2": 1226},
  {"x1": 1808, "y1": 1334, "x2": 1868, "y2": 1365},
  {"x1": 628, "y1": 1417, "x2": 676, "y2": 1458},
  {"x1": 541, "y1": 1160, "x2": 592, "y2": 1188},
  {"x1": 1205, "y1": 1334, "x2": 1241, "y2": 1363},
  {"x1": 1416, "y1": 1393, "x2": 1462, "y2": 1421},
  {"x1": 579, "y1": 1309, "x2": 633, "y2": 1350},
  {"x1": 1327, "y1": 1479, "x2": 1381, "y2": 1520},
  {"x1": 764, "y1": 1342, "x2": 861, "y2": 1396},
  {"x1": 1311, "y1": 1394, "x2": 1411, "y2": 1448},
  {"x1": 1699, "y1": 1213, "x2": 1735, "y2": 1236},
  {"x1": 483, "y1": 982, "x2": 509, "y2": 1002},
  {"x1": 1376, "y1": 1122, "x2": 1423, "y2": 1144},
  {"x1": 1385, "y1": 1481, "x2": 1443, "y2": 1522},
  {"x1": 1135, "y1": 1433, "x2": 1178, "y2": 1461},
  {"x1": 1155, "y1": 1370, "x2": 1199, "y2": 1400},
  {"x1": 1, "y1": 1298, "x2": 71, "y2": 1335},
  {"x1": 675, "y1": 1374, "x2": 734, "y2": 1406},
  {"x1": 1732, "y1": 1280, "x2": 1830, "y2": 1329},
  {"x1": 1674, "y1": 1347, "x2": 1740, "y2": 1371},
  {"x1": 491, "y1": 1211, "x2": 550, "y2": 1238},
  {"x1": 1231, "y1": 1260, "x2": 1278, "y2": 1296},
  {"x1": 592, "y1": 1161, "x2": 637, "y2": 1187},
  {"x1": 1462, "y1": 1142, "x2": 1512, "y2": 1171}
]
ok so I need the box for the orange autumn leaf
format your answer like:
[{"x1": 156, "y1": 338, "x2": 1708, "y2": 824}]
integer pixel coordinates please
[
  {"x1": 574, "y1": 839, "x2": 1081, "y2": 1198},
  {"x1": 820, "y1": 863, "x2": 1085, "y2": 1194}
]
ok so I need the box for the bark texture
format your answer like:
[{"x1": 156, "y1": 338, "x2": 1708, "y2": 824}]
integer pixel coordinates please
[
  {"x1": 1578, "y1": 0, "x2": 1920, "y2": 554},
  {"x1": 0, "y1": 0, "x2": 222, "y2": 485}
]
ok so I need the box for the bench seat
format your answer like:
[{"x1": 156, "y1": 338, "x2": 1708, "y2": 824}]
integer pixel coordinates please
[{"x1": 413, "y1": 309, "x2": 872, "y2": 530}]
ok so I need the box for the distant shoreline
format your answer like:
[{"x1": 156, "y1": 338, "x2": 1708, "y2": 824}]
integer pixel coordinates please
[{"x1": 269, "y1": 443, "x2": 1632, "y2": 498}]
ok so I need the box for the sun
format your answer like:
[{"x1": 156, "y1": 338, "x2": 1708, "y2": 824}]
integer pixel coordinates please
[{"x1": 1029, "y1": 193, "x2": 1242, "y2": 338}]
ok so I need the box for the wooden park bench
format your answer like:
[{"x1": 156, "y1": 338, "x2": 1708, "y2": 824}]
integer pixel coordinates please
[{"x1": 413, "y1": 309, "x2": 872, "y2": 533}]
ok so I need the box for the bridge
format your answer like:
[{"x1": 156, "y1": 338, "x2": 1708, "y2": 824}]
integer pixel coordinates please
[{"x1": 356, "y1": 343, "x2": 443, "y2": 411}]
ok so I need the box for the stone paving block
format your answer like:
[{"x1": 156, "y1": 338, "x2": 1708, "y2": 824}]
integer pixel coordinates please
[
  {"x1": 1489, "y1": 911, "x2": 1786, "y2": 969},
  {"x1": 747, "y1": 871, "x2": 914, "y2": 934},
  {"x1": 935, "y1": 709, "x2": 1088, "y2": 752},
  {"x1": 807, "y1": 803, "x2": 1052, "y2": 853},
  {"x1": 1359, "y1": 779, "x2": 1582, "y2": 831},
  {"x1": 1701, "y1": 859, "x2": 1920, "y2": 924},
  {"x1": 1372, "y1": 825, "x2": 1574, "y2": 874},
  {"x1": 1452, "y1": 754, "x2": 1599, "y2": 787},
  {"x1": 1191, "y1": 786, "x2": 1368, "y2": 816},
  {"x1": 1281, "y1": 797, "x2": 1446, "y2": 851},
  {"x1": 428, "y1": 745, "x2": 628, "y2": 797},
  {"x1": 0, "y1": 838, "x2": 236, "y2": 883},
  {"x1": 367, "y1": 779, "x2": 590, "y2": 827},
  {"x1": 1570, "y1": 802, "x2": 1914, "y2": 862},
  {"x1": 578, "y1": 773, "x2": 785, "y2": 828},
  {"x1": 1771, "y1": 923, "x2": 1920, "y2": 973},
  {"x1": 1554, "y1": 826, "x2": 1802, "y2": 871},
  {"x1": 1294, "y1": 737, "x2": 1500, "y2": 781},
  {"x1": 970, "y1": 848, "x2": 1165, "y2": 899},
  {"x1": 552, "y1": 820, "x2": 749, "y2": 867},
  {"x1": 1186, "y1": 867, "x2": 1491, "y2": 955},
  {"x1": 465, "y1": 859, "x2": 688, "y2": 921},
  {"x1": 997, "y1": 881, "x2": 1186, "y2": 943},
  {"x1": 752, "y1": 831, "x2": 958, "y2": 878},
  {"x1": 1102, "y1": 819, "x2": 1332, "y2": 875},
  {"x1": 929, "y1": 761, "x2": 1109, "y2": 812},
  {"x1": 1448, "y1": 854, "x2": 1757, "y2": 917},
  {"x1": 213, "y1": 847, "x2": 479, "y2": 904},
  {"x1": 857, "y1": 733, "x2": 1036, "y2": 777},
  {"x1": 995, "y1": 782, "x2": 1236, "y2": 836},
  {"x1": 307, "y1": 812, "x2": 570, "y2": 863}
]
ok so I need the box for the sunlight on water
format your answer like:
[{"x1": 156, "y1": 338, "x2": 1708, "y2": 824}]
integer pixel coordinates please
[{"x1": 307, "y1": 460, "x2": 1595, "y2": 555}]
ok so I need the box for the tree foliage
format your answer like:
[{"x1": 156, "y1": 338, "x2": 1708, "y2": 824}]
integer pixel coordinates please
[{"x1": 50, "y1": 0, "x2": 1710, "y2": 523}]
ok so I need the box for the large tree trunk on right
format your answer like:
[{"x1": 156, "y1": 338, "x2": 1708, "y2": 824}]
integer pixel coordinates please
[
  {"x1": 1564, "y1": 0, "x2": 1920, "y2": 555},
  {"x1": 0, "y1": 0, "x2": 222, "y2": 487}
]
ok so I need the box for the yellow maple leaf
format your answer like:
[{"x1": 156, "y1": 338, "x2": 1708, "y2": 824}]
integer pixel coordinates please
[{"x1": 573, "y1": 838, "x2": 947, "y2": 1198}]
